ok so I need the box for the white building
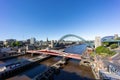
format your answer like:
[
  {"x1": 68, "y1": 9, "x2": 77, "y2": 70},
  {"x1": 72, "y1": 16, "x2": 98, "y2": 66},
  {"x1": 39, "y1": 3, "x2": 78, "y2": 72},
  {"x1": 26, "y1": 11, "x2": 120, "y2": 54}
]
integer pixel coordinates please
[
  {"x1": 95, "y1": 36, "x2": 101, "y2": 48},
  {"x1": 114, "y1": 34, "x2": 118, "y2": 39},
  {"x1": 50, "y1": 40, "x2": 54, "y2": 48},
  {"x1": 30, "y1": 37, "x2": 36, "y2": 44}
]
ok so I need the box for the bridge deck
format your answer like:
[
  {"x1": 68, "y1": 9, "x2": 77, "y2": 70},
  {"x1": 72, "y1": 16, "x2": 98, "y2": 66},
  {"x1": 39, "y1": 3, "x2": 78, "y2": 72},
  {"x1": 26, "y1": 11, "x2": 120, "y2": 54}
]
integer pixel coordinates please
[{"x1": 27, "y1": 50, "x2": 82, "y2": 60}]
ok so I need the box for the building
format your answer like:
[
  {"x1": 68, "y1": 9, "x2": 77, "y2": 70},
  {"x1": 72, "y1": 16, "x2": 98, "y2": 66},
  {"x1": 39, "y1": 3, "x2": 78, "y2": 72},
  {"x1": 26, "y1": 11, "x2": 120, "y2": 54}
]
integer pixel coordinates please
[
  {"x1": 26, "y1": 45, "x2": 35, "y2": 50},
  {"x1": 95, "y1": 36, "x2": 101, "y2": 48},
  {"x1": 46, "y1": 37, "x2": 49, "y2": 42},
  {"x1": 50, "y1": 40, "x2": 54, "y2": 48},
  {"x1": 108, "y1": 53, "x2": 120, "y2": 76},
  {"x1": 4, "y1": 39, "x2": 16, "y2": 47},
  {"x1": 5, "y1": 39, "x2": 16, "y2": 42},
  {"x1": 39, "y1": 40, "x2": 43, "y2": 46},
  {"x1": 0, "y1": 41, "x2": 4, "y2": 47},
  {"x1": 26, "y1": 39, "x2": 30, "y2": 44},
  {"x1": 101, "y1": 34, "x2": 120, "y2": 46},
  {"x1": 114, "y1": 34, "x2": 119, "y2": 39},
  {"x1": 30, "y1": 37, "x2": 36, "y2": 45}
]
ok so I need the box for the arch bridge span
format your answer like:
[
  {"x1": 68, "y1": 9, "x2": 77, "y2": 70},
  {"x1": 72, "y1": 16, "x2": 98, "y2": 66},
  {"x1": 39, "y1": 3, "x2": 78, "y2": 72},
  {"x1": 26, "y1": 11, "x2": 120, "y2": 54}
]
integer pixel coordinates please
[
  {"x1": 58, "y1": 34, "x2": 86, "y2": 42},
  {"x1": 55, "y1": 34, "x2": 93, "y2": 48}
]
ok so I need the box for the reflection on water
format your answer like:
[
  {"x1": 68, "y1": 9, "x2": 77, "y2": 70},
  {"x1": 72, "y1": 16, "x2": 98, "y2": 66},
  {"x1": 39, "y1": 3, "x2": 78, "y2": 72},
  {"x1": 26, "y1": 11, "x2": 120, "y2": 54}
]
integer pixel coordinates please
[
  {"x1": 64, "y1": 44, "x2": 87, "y2": 54},
  {"x1": 7, "y1": 57, "x2": 95, "y2": 80},
  {"x1": 18, "y1": 64, "x2": 47, "y2": 78},
  {"x1": 54, "y1": 59, "x2": 95, "y2": 80},
  {"x1": 7, "y1": 56, "x2": 62, "y2": 80}
]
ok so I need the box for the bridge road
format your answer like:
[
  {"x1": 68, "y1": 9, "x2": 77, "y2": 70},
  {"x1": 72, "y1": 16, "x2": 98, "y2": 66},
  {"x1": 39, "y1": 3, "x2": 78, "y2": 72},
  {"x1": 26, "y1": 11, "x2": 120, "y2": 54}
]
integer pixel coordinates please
[{"x1": 27, "y1": 49, "x2": 82, "y2": 60}]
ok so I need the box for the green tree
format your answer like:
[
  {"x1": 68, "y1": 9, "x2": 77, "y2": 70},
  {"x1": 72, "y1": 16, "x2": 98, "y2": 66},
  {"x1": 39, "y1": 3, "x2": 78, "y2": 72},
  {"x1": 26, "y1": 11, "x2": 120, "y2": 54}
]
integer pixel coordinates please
[
  {"x1": 96, "y1": 46, "x2": 110, "y2": 54},
  {"x1": 116, "y1": 37, "x2": 120, "y2": 40},
  {"x1": 102, "y1": 42, "x2": 109, "y2": 46},
  {"x1": 110, "y1": 44, "x2": 118, "y2": 49},
  {"x1": 10, "y1": 41, "x2": 20, "y2": 47},
  {"x1": 15, "y1": 41, "x2": 20, "y2": 47},
  {"x1": 11, "y1": 42, "x2": 16, "y2": 47},
  {"x1": 95, "y1": 46, "x2": 116, "y2": 56}
]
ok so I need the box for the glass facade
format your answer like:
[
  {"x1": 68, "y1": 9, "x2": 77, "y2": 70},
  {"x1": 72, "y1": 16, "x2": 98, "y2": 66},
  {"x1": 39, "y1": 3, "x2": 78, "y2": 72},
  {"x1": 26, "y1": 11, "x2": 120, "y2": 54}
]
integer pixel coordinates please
[{"x1": 101, "y1": 36, "x2": 114, "y2": 42}]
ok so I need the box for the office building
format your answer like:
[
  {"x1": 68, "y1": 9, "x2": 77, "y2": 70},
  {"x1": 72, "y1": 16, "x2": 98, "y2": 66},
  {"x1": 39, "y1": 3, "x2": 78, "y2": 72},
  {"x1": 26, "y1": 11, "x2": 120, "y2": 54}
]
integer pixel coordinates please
[{"x1": 30, "y1": 37, "x2": 36, "y2": 44}]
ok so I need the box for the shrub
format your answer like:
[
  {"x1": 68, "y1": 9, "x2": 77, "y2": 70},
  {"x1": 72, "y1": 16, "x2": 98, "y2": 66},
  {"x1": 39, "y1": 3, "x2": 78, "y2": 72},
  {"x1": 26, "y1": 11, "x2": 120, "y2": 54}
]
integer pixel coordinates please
[
  {"x1": 95, "y1": 46, "x2": 116, "y2": 56},
  {"x1": 110, "y1": 44, "x2": 118, "y2": 49}
]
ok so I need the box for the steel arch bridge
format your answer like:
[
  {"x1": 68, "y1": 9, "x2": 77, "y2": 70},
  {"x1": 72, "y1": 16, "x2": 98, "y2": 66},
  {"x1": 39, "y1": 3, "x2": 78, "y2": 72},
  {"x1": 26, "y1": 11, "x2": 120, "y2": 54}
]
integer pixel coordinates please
[
  {"x1": 55, "y1": 34, "x2": 93, "y2": 48},
  {"x1": 58, "y1": 34, "x2": 86, "y2": 42}
]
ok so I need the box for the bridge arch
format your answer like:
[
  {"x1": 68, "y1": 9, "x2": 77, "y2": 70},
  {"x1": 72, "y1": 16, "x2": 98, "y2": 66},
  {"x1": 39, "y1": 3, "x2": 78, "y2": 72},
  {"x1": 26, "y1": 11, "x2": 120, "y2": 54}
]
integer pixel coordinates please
[
  {"x1": 54, "y1": 34, "x2": 93, "y2": 48},
  {"x1": 58, "y1": 34, "x2": 86, "y2": 42}
]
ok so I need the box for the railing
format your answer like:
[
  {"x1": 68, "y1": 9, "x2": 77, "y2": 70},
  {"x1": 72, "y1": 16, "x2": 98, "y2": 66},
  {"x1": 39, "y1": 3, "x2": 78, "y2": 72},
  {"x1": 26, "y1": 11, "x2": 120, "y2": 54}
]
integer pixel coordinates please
[{"x1": 27, "y1": 50, "x2": 82, "y2": 60}]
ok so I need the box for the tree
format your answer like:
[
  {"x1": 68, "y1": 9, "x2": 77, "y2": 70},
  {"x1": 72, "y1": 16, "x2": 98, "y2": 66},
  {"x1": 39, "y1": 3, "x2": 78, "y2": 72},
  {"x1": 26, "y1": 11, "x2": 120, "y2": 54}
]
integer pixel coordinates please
[
  {"x1": 102, "y1": 42, "x2": 109, "y2": 47},
  {"x1": 10, "y1": 41, "x2": 20, "y2": 47},
  {"x1": 116, "y1": 37, "x2": 120, "y2": 40},
  {"x1": 95, "y1": 46, "x2": 116, "y2": 56},
  {"x1": 15, "y1": 41, "x2": 20, "y2": 47},
  {"x1": 11, "y1": 42, "x2": 16, "y2": 47},
  {"x1": 110, "y1": 44, "x2": 118, "y2": 49},
  {"x1": 96, "y1": 46, "x2": 110, "y2": 54}
]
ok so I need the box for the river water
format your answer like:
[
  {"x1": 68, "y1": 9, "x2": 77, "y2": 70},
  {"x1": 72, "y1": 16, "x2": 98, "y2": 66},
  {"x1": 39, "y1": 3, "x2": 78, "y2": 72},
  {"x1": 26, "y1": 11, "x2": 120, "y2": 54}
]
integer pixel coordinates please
[
  {"x1": 64, "y1": 44, "x2": 87, "y2": 54},
  {"x1": 3, "y1": 44, "x2": 95, "y2": 80}
]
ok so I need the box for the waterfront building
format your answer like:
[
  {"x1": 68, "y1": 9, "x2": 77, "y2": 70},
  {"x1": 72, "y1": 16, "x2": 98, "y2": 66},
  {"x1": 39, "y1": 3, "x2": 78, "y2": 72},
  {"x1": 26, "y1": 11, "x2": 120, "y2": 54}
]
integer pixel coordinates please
[
  {"x1": 92, "y1": 53, "x2": 120, "y2": 79},
  {"x1": 101, "y1": 34, "x2": 120, "y2": 46},
  {"x1": 95, "y1": 36, "x2": 101, "y2": 48}
]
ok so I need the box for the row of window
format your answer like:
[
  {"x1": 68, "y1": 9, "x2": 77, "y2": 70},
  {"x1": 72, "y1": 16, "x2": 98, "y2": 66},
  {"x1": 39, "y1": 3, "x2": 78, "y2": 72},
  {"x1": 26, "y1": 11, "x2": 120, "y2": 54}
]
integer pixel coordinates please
[{"x1": 109, "y1": 65, "x2": 120, "y2": 76}]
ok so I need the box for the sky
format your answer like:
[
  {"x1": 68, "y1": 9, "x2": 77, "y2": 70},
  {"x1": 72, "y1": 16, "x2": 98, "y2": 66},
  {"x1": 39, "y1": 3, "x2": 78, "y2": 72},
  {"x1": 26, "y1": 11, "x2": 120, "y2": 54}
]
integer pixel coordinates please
[{"x1": 0, "y1": 0, "x2": 120, "y2": 41}]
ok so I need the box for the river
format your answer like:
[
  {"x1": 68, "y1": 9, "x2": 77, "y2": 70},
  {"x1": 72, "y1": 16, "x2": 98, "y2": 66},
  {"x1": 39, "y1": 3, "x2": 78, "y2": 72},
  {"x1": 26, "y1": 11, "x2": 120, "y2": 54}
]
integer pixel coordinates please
[{"x1": 2, "y1": 44, "x2": 95, "y2": 80}]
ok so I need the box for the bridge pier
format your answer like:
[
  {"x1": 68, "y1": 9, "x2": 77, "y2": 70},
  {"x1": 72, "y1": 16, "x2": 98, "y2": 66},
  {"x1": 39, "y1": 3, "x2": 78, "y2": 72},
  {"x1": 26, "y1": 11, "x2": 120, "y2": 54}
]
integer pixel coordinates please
[{"x1": 79, "y1": 58, "x2": 90, "y2": 66}]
